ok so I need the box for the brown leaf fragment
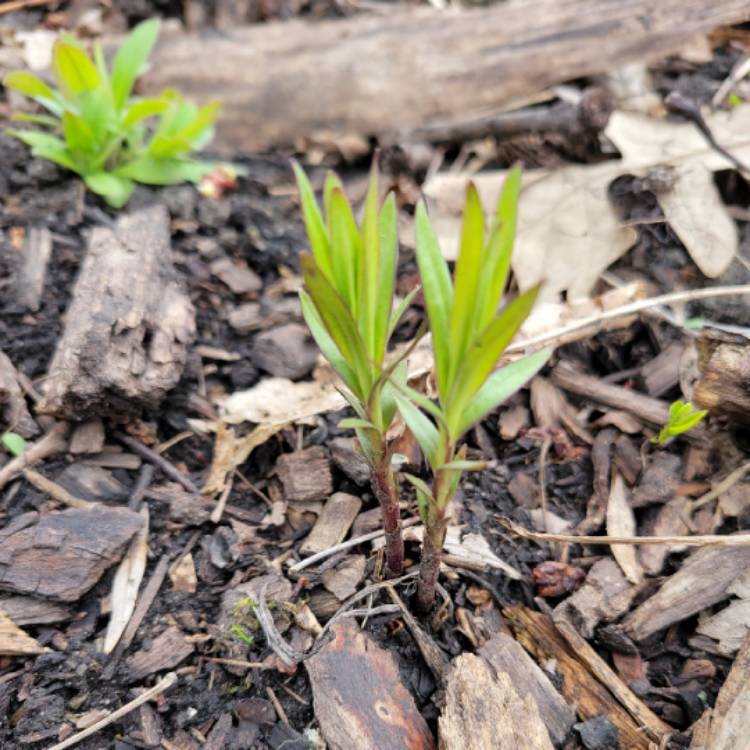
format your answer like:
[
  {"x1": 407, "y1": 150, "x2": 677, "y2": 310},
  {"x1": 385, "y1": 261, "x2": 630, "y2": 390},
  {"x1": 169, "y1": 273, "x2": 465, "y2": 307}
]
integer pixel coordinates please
[
  {"x1": 0, "y1": 506, "x2": 143, "y2": 602},
  {"x1": 0, "y1": 610, "x2": 44, "y2": 655},
  {"x1": 126, "y1": 626, "x2": 194, "y2": 681},
  {"x1": 321, "y1": 555, "x2": 366, "y2": 601},
  {"x1": 306, "y1": 621, "x2": 435, "y2": 750},
  {"x1": 439, "y1": 653, "x2": 554, "y2": 750},
  {"x1": 276, "y1": 446, "x2": 333, "y2": 503}
]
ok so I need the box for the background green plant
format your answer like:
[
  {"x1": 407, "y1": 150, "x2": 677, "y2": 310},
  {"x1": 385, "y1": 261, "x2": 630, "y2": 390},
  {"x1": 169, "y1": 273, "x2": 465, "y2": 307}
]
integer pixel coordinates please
[
  {"x1": 294, "y1": 161, "x2": 417, "y2": 576},
  {"x1": 652, "y1": 400, "x2": 707, "y2": 446},
  {"x1": 4, "y1": 19, "x2": 220, "y2": 207},
  {"x1": 396, "y1": 168, "x2": 552, "y2": 609}
]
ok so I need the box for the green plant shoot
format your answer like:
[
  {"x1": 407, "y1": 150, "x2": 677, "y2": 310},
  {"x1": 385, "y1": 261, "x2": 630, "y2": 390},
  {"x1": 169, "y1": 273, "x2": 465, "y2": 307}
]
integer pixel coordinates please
[
  {"x1": 3, "y1": 19, "x2": 221, "y2": 208},
  {"x1": 1, "y1": 431, "x2": 27, "y2": 457},
  {"x1": 294, "y1": 161, "x2": 417, "y2": 577},
  {"x1": 396, "y1": 168, "x2": 551, "y2": 609},
  {"x1": 652, "y1": 400, "x2": 707, "y2": 446}
]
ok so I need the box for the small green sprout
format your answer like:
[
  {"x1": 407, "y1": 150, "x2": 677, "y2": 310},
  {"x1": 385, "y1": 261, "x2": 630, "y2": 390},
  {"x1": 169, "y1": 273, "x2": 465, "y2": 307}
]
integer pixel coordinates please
[
  {"x1": 395, "y1": 168, "x2": 551, "y2": 610},
  {"x1": 1, "y1": 431, "x2": 27, "y2": 457},
  {"x1": 652, "y1": 400, "x2": 707, "y2": 446},
  {"x1": 294, "y1": 160, "x2": 414, "y2": 577},
  {"x1": 3, "y1": 19, "x2": 221, "y2": 208},
  {"x1": 230, "y1": 624, "x2": 255, "y2": 647}
]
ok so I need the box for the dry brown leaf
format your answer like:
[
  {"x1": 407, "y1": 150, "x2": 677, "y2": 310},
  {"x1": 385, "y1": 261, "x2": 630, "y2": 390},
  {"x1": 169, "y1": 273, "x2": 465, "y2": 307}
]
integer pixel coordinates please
[
  {"x1": 606, "y1": 472, "x2": 643, "y2": 584},
  {"x1": 0, "y1": 609, "x2": 44, "y2": 655},
  {"x1": 102, "y1": 506, "x2": 149, "y2": 654},
  {"x1": 169, "y1": 552, "x2": 197, "y2": 594}
]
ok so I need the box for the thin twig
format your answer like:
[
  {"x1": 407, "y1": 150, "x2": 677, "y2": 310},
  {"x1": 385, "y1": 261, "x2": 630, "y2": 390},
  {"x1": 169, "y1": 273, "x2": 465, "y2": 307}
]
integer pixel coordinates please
[
  {"x1": 47, "y1": 672, "x2": 177, "y2": 750},
  {"x1": 0, "y1": 0, "x2": 57, "y2": 16},
  {"x1": 266, "y1": 687, "x2": 290, "y2": 726},
  {"x1": 128, "y1": 464, "x2": 155, "y2": 512},
  {"x1": 510, "y1": 284, "x2": 750, "y2": 353},
  {"x1": 210, "y1": 474, "x2": 233, "y2": 524},
  {"x1": 501, "y1": 517, "x2": 750, "y2": 547},
  {"x1": 0, "y1": 422, "x2": 68, "y2": 490},
  {"x1": 289, "y1": 517, "x2": 421, "y2": 572},
  {"x1": 688, "y1": 461, "x2": 750, "y2": 514},
  {"x1": 202, "y1": 656, "x2": 267, "y2": 669},
  {"x1": 113, "y1": 432, "x2": 199, "y2": 494},
  {"x1": 23, "y1": 468, "x2": 93, "y2": 509},
  {"x1": 538, "y1": 434, "x2": 551, "y2": 533}
]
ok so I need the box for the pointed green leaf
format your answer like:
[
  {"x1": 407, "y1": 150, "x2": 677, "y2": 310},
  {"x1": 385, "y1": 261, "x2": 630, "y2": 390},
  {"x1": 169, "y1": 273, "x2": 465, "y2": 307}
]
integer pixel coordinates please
[
  {"x1": 380, "y1": 359, "x2": 407, "y2": 431},
  {"x1": 328, "y1": 188, "x2": 360, "y2": 311},
  {"x1": 115, "y1": 156, "x2": 211, "y2": 185},
  {"x1": 323, "y1": 171, "x2": 344, "y2": 227},
  {"x1": 402, "y1": 472, "x2": 433, "y2": 523},
  {"x1": 414, "y1": 200, "x2": 453, "y2": 397},
  {"x1": 359, "y1": 161, "x2": 380, "y2": 359},
  {"x1": 3, "y1": 71, "x2": 63, "y2": 116},
  {"x1": 8, "y1": 130, "x2": 78, "y2": 172},
  {"x1": 293, "y1": 162, "x2": 333, "y2": 280},
  {"x1": 476, "y1": 167, "x2": 521, "y2": 330},
  {"x1": 373, "y1": 192, "x2": 398, "y2": 362},
  {"x1": 386, "y1": 286, "x2": 420, "y2": 342},
  {"x1": 83, "y1": 172, "x2": 135, "y2": 208},
  {"x1": 442, "y1": 459, "x2": 489, "y2": 471},
  {"x1": 301, "y1": 254, "x2": 370, "y2": 397},
  {"x1": 337, "y1": 387, "x2": 368, "y2": 421},
  {"x1": 51, "y1": 41, "x2": 100, "y2": 101},
  {"x1": 449, "y1": 183, "x2": 485, "y2": 379},
  {"x1": 448, "y1": 284, "x2": 541, "y2": 428},
  {"x1": 339, "y1": 417, "x2": 377, "y2": 431},
  {"x1": 1, "y1": 432, "x2": 27, "y2": 457},
  {"x1": 456, "y1": 347, "x2": 551, "y2": 436},
  {"x1": 122, "y1": 97, "x2": 169, "y2": 127},
  {"x1": 111, "y1": 18, "x2": 160, "y2": 110},
  {"x1": 62, "y1": 111, "x2": 93, "y2": 158},
  {"x1": 394, "y1": 392, "x2": 440, "y2": 468},
  {"x1": 10, "y1": 112, "x2": 60, "y2": 127},
  {"x1": 300, "y1": 290, "x2": 359, "y2": 393}
]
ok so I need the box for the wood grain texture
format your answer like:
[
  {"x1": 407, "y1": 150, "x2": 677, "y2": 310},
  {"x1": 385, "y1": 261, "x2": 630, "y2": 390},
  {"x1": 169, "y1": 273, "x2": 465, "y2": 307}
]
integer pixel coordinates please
[{"x1": 146, "y1": 0, "x2": 750, "y2": 153}]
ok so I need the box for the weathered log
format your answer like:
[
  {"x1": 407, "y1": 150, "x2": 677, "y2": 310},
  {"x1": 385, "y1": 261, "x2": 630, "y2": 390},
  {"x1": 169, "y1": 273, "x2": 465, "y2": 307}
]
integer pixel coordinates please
[
  {"x1": 37, "y1": 206, "x2": 195, "y2": 420},
  {"x1": 145, "y1": 0, "x2": 750, "y2": 153}
]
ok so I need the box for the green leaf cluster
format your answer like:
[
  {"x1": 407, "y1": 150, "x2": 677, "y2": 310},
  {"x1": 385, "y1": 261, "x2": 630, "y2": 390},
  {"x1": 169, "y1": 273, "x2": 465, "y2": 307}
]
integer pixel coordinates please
[
  {"x1": 652, "y1": 400, "x2": 708, "y2": 446},
  {"x1": 395, "y1": 169, "x2": 551, "y2": 474},
  {"x1": 3, "y1": 19, "x2": 220, "y2": 207},
  {"x1": 294, "y1": 162, "x2": 414, "y2": 462}
]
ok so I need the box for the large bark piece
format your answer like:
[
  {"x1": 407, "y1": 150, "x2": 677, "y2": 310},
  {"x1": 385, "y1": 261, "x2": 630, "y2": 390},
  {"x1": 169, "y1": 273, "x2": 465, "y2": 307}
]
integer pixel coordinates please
[
  {"x1": 37, "y1": 206, "x2": 195, "y2": 420},
  {"x1": 146, "y1": 0, "x2": 750, "y2": 153},
  {"x1": 0, "y1": 507, "x2": 144, "y2": 602}
]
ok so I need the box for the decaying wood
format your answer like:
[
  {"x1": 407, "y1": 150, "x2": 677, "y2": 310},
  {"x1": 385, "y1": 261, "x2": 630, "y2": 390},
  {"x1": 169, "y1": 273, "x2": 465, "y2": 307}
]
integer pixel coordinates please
[
  {"x1": 624, "y1": 542, "x2": 750, "y2": 641},
  {"x1": 300, "y1": 492, "x2": 362, "y2": 555},
  {"x1": 69, "y1": 419, "x2": 106, "y2": 455},
  {"x1": 438, "y1": 654, "x2": 553, "y2": 750},
  {"x1": 0, "y1": 609, "x2": 44, "y2": 656},
  {"x1": 693, "y1": 330, "x2": 750, "y2": 424},
  {"x1": 478, "y1": 632, "x2": 574, "y2": 746},
  {"x1": 275, "y1": 446, "x2": 333, "y2": 503},
  {"x1": 14, "y1": 225, "x2": 52, "y2": 312},
  {"x1": 321, "y1": 555, "x2": 366, "y2": 601},
  {"x1": 692, "y1": 632, "x2": 750, "y2": 750},
  {"x1": 146, "y1": 0, "x2": 750, "y2": 153},
  {"x1": 0, "y1": 595, "x2": 71, "y2": 625},
  {"x1": 577, "y1": 428, "x2": 615, "y2": 535},
  {"x1": 641, "y1": 341, "x2": 685, "y2": 397},
  {"x1": 126, "y1": 625, "x2": 194, "y2": 681},
  {"x1": 37, "y1": 206, "x2": 195, "y2": 420},
  {"x1": 0, "y1": 505, "x2": 143, "y2": 601},
  {"x1": 0, "y1": 349, "x2": 38, "y2": 438},
  {"x1": 306, "y1": 621, "x2": 435, "y2": 750},
  {"x1": 504, "y1": 605, "x2": 659, "y2": 749}
]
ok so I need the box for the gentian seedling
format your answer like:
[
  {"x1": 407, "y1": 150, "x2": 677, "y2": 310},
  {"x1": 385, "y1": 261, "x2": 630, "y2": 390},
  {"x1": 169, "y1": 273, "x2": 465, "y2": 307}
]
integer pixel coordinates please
[
  {"x1": 652, "y1": 400, "x2": 707, "y2": 446},
  {"x1": 395, "y1": 168, "x2": 551, "y2": 610},
  {"x1": 294, "y1": 161, "x2": 418, "y2": 577},
  {"x1": 4, "y1": 19, "x2": 221, "y2": 208}
]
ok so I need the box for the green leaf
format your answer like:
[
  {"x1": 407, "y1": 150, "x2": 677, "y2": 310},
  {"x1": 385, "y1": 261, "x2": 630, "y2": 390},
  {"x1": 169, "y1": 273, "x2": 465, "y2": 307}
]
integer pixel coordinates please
[
  {"x1": 1, "y1": 432, "x2": 27, "y2": 457},
  {"x1": 328, "y1": 187, "x2": 360, "y2": 311},
  {"x1": 449, "y1": 183, "x2": 484, "y2": 380},
  {"x1": 386, "y1": 286, "x2": 420, "y2": 342},
  {"x1": 448, "y1": 284, "x2": 541, "y2": 429},
  {"x1": 476, "y1": 167, "x2": 521, "y2": 330},
  {"x1": 292, "y1": 162, "x2": 333, "y2": 280},
  {"x1": 11, "y1": 112, "x2": 60, "y2": 128},
  {"x1": 115, "y1": 156, "x2": 211, "y2": 185},
  {"x1": 338, "y1": 417, "x2": 377, "y2": 431},
  {"x1": 301, "y1": 254, "x2": 370, "y2": 397},
  {"x1": 380, "y1": 359, "x2": 407, "y2": 430},
  {"x1": 402, "y1": 472, "x2": 433, "y2": 523},
  {"x1": 394, "y1": 392, "x2": 440, "y2": 468},
  {"x1": 62, "y1": 111, "x2": 94, "y2": 158},
  {"x1": 122, "y1": 97, "x2": 169, "y2": 127},
  {"x1": 441, "y1": 459, "x2": 489, "y2": 471},
  {"x1": 373, "y1": 192, "x2": 398, "y2": 362},
  {"x1": 456, "y1": 347, "x2": 551, "y2": 436},
  {"x1": 51, "y1": 41, "x2": 100, "y2": 101},
  {"x1": 323, "y1": 171, "x2": 343, "y2": 228},
  {"x1": 414, "y1": 200, "x2": 453, "y2": 397},
  {"x1": 3, "y1": 71, "x2": 62, "y2": 116},
  {"x1": 83, "y1": 172, "x2": 135, "y2": 208},
  {"x1": 8, "y1": 129, "x2": 78, "y2": 172},
  {"x1": 79, "y1": 88, "x2": 114, "y2": 144},
  {"x1": 337, "y1": 387, "x2": 368, "y2": 421},
  {"x1": 175, "y1": 100, "x2": 220, "y2": 146},
  {"x1": 300, "y1": 290, "x2": 359, "y2": 393},
  {"x1": 359, "y1": 161, "x2": 380, "y2": 359},
  {"x1": 111, "y1": 18, "x2": 160, "y2": 110}
]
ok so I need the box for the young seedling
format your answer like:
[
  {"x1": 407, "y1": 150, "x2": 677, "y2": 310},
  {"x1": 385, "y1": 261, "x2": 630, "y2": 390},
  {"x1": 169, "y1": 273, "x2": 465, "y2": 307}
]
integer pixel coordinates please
[
  {"x1": 396, "y1": 168, "x2": 551, "y2": 610},
  {"x1": 652, "y1": 400, "x2": 707, "y2": 446},
  {"x1": 4, "y1": 19, "x2": 221, "y2": 208},
  {"x1": 1, "y1": 431, "x2": 26, "y2": 457},
  {"x1": 294, "y1": 161, "x2": 417, "y2": 577}
]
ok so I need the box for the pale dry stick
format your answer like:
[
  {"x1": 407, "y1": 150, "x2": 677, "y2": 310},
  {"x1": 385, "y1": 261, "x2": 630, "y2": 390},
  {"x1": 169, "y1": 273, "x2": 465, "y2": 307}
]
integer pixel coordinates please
[
  {"x1": 202, "y1": 656, "x2": 268, "y2": 669},
  {"x1": 47, "y1": 672, "x2": 177, "y2": 750},
  {"x1": 210, "y1": 474, "x2": 233, "y2": 523},
  {"x1": 538, "y1": 434, "x2": 552, "y2": 534},
  {"x1": 266, "y1": 687, "x2": 290, "y2": 726},
  {"x1": 0, "y1": 0, "x2": 56, "y2": 15},
  {"x1": 23, "y1": 468, "x2": 93, "y2": 509},
  {"x1": 508, "y1": 284, "x2": 750, "y2": 354},
  {"x1": 688, "y1": 460, "x2": 750, "y2": 514},
  {"x1": 0, "y1": 422, "x2": 68, "y2": 490},
  {"x1": 289, "y1": 516, "x2": 421, "y2": 573},
  {"x1": 712, "y1": 56, "x2": 750, "y2": 109},
  {"x1": 502, "y1": 518, "x2": 750, "y2": 547}
]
